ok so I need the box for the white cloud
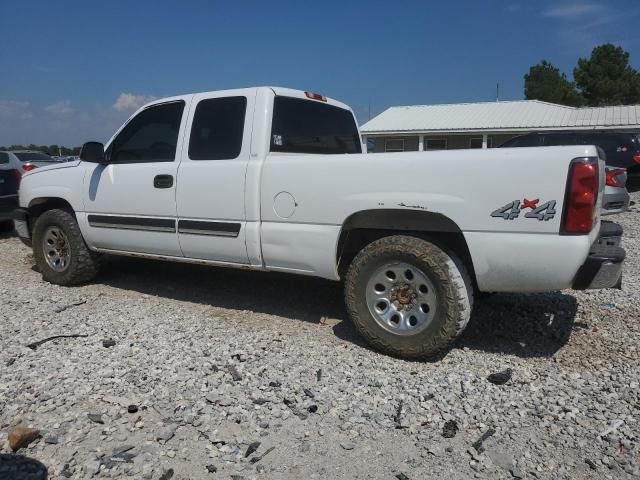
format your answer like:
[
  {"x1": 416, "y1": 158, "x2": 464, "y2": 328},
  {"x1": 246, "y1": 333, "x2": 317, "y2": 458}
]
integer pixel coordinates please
[
  {"x1": 544, "y1": 2, "x2": 604, "y2": 19},
  {"x1": 45, "y1": 100, "x2": 73, "y2": 115},
  {"x1": 113, "y1": 93, "x2": 156, "y2": 112}
]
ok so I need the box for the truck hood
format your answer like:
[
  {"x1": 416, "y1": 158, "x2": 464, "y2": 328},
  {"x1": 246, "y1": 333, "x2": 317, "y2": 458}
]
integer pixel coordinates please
[{"x1": 23, "y1": 159, "x2": 82, "y2": 177}]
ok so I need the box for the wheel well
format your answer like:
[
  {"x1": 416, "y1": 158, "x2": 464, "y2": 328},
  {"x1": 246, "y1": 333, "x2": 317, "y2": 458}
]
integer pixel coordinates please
[
  {"x1": 28, "y1": 198, "x2": 75, "y2": 225},
  {"x1": 336, "y1": 209, "x2": 477, "y2": 288}
]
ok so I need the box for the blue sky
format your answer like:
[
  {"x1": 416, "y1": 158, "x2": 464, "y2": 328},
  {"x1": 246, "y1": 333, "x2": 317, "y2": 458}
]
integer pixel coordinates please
[{"x1": 1, "y1": 0, "x2": 639, "y2": 146}]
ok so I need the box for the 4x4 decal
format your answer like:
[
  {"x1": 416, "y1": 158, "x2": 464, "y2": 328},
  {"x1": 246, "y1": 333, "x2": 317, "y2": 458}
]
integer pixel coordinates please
[{"x1": 491, "y1": 198, "x2": 556, "y2": 221}]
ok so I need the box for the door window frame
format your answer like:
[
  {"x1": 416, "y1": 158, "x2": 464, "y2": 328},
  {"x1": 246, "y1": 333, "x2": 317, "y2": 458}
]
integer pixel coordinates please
[{"x1": 105, "y1": 100, "x2": 187, "y2": 164}]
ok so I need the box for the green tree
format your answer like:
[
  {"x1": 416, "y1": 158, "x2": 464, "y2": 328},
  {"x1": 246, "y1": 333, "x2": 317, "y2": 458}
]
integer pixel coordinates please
[
  {"x1": 573, "y1": 43, "x2": 640, "y2": 106},
  {"x1": 524, "y1": 60, "x2": 584, "y2": 106}
]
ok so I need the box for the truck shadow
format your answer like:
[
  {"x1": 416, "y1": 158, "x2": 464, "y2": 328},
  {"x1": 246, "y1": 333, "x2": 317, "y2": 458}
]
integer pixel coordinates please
[
  {"x1": 99, "y1": 256, "x2": 578, "y2": 359},
  {"x1": 0, "y1": 454, "x2": 48, "y2": 479}
]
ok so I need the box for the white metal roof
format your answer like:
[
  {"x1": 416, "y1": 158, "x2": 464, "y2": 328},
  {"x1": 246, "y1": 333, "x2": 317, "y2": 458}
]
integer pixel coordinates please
[{"x1": 360, "y1": 100, "x2": 640, "y2": 135}]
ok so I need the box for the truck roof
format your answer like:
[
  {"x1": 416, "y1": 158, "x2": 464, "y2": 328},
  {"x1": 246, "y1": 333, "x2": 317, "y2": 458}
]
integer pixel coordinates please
[{"x1": 139, "y1": 86, "x2": 353, "y2": 114}]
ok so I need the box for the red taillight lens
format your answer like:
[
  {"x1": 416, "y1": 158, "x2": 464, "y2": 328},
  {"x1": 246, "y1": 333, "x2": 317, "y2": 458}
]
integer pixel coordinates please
[
  {"x1": 22, "y1": 164, "x2": 37, "y2": 172},
  {"x1": 605, "y1": 168, "x2": 626, "y2": 188},
  {"x1": 561, "y1": 158, "x2": 599, "y2": 234},
  {"x1": 14, "y1": 170, "x2": 22, "y2": 187},
  {"x1": 304, "y1": 91, "x2": 327, "y2": 102},
  {"x1": 634, "y1": 154, "x2": 640, "y2": 165}
]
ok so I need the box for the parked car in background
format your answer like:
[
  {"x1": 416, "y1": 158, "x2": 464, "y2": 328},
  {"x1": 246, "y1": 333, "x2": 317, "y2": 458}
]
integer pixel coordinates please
[
  {"x1": 0, "y1": 152, "x2": 20, "y2": 232},
  {"x1": 499, "y1": 131, "x2": 635, "y2": 213},
  {"x1": 5, "y1": 150, "x2": 63, "y2": 172}
]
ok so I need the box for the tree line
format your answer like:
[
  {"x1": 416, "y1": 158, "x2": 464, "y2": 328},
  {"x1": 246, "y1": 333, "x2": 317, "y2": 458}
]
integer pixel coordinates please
[
  {"x1": 0, "y1": 144, "x2": 81, "y2": 156},
  {"x1": 524, "y1": 43, "x2": 640, "y2": 107}
]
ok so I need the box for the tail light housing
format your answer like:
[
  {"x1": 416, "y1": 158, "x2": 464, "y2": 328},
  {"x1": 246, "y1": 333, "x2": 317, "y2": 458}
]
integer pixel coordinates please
[
  {"x1": 22, "y1": 163, "x2": 37, "y2": 172},
  {"x1": 561, "y1": 157, "x2": 599, "y2": 234},
  {"x1": 634, "y1": 154, "x2": 640, "y2": 165},
  {"x1": 14, "y1": 169, "x2": 22, "y2": 187},
  {"x1": 605, "y1": 168, "x2": 627, "y2": 188}
]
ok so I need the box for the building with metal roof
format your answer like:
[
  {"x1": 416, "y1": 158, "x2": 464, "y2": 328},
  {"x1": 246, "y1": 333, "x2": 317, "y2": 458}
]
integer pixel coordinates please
[{"x1": 360, "y1": 100, "x2": 640, "y2": 153}]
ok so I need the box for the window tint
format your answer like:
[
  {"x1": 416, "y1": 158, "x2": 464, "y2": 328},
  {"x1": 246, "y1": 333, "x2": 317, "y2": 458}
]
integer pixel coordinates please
[
  {"x1": 189, "y1": 97, "x2": 247, "y2": 160},
  {"x1": 13, "y1": 152, "x2": 56, "y2": 162},
  {"x1": 110, "y1": 101, "x2": 185, "y2": 163},
  {"x1": 0, "y1": 152, "x2": 8, "y2": 164},
  {"x1": 271, "y1": 96, "x2": 361, "y2": 154}
]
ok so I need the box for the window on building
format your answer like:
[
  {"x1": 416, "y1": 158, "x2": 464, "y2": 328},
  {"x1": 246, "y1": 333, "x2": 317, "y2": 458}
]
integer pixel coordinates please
[
  {"x1": 385, "y1": 139, "x2": 405, "y2": 152},
  {"x1": 426, "y1": 139, "x2": 447, "y2": 150},
  {"x1": 189, "y1": 97, "x2": 247, "y2": 160},
  {"x1": 109, "y1": 101, "x2": 185, "y2": 163},
  {"x1": 470, "y1": 137, "x2": 493, "y2": 149}
]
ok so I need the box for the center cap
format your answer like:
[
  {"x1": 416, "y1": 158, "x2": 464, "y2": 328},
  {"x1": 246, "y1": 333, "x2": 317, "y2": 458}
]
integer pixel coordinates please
[{"x1": 396, "y1": 287, "x2": 412, "y2": 304}]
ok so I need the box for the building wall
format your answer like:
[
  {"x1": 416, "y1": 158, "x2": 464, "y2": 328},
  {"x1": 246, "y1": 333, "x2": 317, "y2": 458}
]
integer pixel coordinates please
[{"x1": 367, "y1": 133, "x2": 520, "y2": 153}]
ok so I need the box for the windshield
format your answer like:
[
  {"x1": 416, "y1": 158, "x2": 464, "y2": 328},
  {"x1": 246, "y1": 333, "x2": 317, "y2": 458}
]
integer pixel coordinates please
[
  {"x1": 13, "y1": 152, "x2": 58, "y2": 163},
  {"x1": 270, "y1": 96, "x2": 362, "y2": 154}
]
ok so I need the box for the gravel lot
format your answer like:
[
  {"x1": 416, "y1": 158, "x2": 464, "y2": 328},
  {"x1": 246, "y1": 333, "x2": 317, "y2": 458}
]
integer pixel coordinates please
[{"x1": 1, "y1": 192, "x2": 639, "y2": 480}]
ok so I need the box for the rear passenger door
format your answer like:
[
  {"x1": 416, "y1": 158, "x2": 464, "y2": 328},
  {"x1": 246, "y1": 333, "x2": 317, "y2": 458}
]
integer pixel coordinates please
[{"x1": 175, "y1": 90, "x2": 254, "y2": 264}]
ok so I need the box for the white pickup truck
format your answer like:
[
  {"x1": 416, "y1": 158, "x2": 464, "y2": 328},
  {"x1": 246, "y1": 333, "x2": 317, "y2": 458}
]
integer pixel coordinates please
[{"x1": 14, "y1": 87, "x2": 625, "y2": 358}]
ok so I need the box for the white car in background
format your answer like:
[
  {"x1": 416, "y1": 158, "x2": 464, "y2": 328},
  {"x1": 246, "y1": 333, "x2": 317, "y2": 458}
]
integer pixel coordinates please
[{"x1": 0, "y1": 150, "x2": 63, "y2": 174}]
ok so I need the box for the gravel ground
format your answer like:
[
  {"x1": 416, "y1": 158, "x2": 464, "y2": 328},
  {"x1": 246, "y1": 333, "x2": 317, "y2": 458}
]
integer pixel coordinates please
[{"x1": 1, "y1": 192, "x2": 639, "y2": 480}]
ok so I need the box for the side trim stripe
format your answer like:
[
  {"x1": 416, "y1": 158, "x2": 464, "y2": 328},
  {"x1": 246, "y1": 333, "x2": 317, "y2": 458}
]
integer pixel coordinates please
[
  {"x1": 88, "y1": 215, "x2": 176, "y2": 233},
  {"x1": 178, "y1": 220, "x2": 241, "y2": 237}
]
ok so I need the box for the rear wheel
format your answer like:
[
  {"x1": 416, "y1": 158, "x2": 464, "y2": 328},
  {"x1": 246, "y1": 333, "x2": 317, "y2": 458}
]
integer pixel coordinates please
[
  {"x1": 32, "y1": 209, "x2": 100, "y2": 285},
  {"x1": 344, "y1": 235, "x2": 472, "y2": 359}
]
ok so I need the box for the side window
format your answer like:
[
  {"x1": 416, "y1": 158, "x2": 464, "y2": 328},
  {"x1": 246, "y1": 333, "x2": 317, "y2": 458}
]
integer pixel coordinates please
[
  {"x1": 0, "y1": 152, "x2": 9, "y2": 164},
  {"x1": 109, "y1": 101, "x2": 185, "y2": 163},
  {"x1": 188, "y1": 97, "x2": 247, "y2": 160}
]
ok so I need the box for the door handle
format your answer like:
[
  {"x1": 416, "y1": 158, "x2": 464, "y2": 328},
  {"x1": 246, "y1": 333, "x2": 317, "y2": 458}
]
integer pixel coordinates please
[{"x1": 154, "y1": 174, "x2": 174, "y2": 189}]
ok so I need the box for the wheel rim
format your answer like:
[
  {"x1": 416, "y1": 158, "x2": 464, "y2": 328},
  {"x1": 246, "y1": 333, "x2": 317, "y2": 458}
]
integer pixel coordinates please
[
  {"x1": 42, "y1": 226, "x2": 70, "y2": 272},
  {"x1": 365, "y1": 261, "x2": 438, "y2": 336}
]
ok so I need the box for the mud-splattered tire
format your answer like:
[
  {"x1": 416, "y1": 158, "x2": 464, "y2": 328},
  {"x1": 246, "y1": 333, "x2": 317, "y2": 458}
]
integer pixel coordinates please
[
  {"x1": 344, "y1": 235, "x2": 473, "y2": 359},
  {"x1": 32, "y1": 209, "x2": 100, "y2": 285}
]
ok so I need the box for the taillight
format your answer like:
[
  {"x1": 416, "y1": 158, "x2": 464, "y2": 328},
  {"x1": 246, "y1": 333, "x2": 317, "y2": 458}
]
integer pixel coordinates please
[
  {"x1": 605, "y1": 168, "x2": 626, "y2": 188},
  {"x1": 22, "y1": 164, "x2": 37, "y2": 172},
  {"x1": 634, "y1": 154, "x2": 640, "y2": 165},
  {"x1": 561, "y1": 157, "x2": 599, "y2": 234},
  {"x1": 14, "y1": 170, "x2": 22, "y2": 187}
]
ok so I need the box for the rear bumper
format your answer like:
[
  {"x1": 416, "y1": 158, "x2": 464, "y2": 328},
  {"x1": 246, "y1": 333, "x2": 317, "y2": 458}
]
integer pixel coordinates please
[
  {"x1": 601, "y1": 187, "x2": 630, "y2": 215},
  {"x1": 572, "y1": 221, "x2": 624, "y2": 290}
]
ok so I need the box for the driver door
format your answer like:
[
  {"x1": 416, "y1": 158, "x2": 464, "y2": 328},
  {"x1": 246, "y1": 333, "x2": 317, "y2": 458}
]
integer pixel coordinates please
[{"x1": 82, "y1": 99, "x2": 190, "y2": 256}]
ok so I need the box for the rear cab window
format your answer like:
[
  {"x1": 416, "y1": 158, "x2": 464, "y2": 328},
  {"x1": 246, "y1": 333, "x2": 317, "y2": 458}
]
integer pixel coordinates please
[{"x1": 270, "y1": 96, "x2": 361, "y2": 154}]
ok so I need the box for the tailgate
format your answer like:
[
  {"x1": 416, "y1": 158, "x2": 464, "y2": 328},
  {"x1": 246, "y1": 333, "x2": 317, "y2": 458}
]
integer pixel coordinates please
[{"x1": 0, "y1": 169, "x2": 19, "y2": 196}]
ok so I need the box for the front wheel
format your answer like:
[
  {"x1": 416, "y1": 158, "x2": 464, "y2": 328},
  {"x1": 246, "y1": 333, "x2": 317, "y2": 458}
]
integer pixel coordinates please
[
  {"x1": 32, "y1": 209, "x2": 100, "y2": 285},
  {"x1": 344, "y1": 235, "x2": 473, "y2": 359}
]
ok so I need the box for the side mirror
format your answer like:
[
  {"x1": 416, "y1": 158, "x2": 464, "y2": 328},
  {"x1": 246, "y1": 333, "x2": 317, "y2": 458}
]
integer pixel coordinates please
[{"x1": 80, "y1": 141, "x2": 106, "y2": 163}]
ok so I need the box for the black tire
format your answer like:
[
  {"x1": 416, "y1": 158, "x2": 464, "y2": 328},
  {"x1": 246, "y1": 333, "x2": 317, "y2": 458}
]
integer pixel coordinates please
[
  {"x1": 344, "y1": 235, "x2": 473, "y2": 359},
  {"x1": 32, "y1": 209, "x2": 100, "y2": 285},
  {"x1": 0, "y1": 220, "x2": 14, "y2": 233}
]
